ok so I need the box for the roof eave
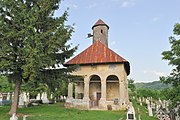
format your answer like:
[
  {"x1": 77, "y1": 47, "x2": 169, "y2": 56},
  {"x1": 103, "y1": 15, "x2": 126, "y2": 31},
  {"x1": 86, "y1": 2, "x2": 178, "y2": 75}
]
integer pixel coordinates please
[{"x1": 64, "y1": 61, "x2": 130, "y2": 75}]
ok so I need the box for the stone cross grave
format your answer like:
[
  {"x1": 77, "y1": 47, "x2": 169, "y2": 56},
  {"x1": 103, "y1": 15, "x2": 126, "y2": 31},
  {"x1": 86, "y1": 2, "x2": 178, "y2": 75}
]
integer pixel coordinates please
[{"x1": 126, "y1": 102, "x2": 136, "y2": 120}]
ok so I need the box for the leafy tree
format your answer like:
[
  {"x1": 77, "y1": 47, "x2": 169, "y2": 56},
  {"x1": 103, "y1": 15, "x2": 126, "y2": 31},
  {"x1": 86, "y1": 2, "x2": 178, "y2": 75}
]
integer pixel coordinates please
[
  {"x1": 0, "y1": 76, "x2": 14, "y2": 93},
  {"x1": 0, "y1": 0, "x2": 76, "y2": 115},
  {"x1": 160, "y1": 87, "x2": 180, "y2": 107},
  {"x1": 160, "y1": 23, "x2": 180, "y2": 107},
  {"x1": 128, "y1": 78, "x2": 137, "y2": 100},
  {"x1": 128, "y1": 78, "x2": 136, "y2": 92},
  {"x1": 136, "y1": 88, "x2": 161, "y2": 100},
  {"x1": 21, "y1": 80, "x2": 49, "y2": 99}
]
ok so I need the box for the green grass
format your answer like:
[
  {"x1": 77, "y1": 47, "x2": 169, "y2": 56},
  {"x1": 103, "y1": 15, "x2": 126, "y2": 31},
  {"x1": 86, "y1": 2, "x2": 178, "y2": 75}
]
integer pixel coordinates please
[{"x1": 0, "y1": 102, "x2": 157, "y2": 120}]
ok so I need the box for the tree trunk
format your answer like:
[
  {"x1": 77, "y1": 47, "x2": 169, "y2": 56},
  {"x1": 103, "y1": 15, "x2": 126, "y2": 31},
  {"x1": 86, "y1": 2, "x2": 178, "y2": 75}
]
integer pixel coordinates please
[{"x1": 9, "y1": 78, "x2": 21, "y2": 116}]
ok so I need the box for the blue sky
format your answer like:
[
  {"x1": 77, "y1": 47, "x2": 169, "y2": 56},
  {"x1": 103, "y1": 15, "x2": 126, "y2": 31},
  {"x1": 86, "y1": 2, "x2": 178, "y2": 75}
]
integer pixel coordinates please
[{"x1": 55, "y1": 0, "x2": 180, "y2": 82}]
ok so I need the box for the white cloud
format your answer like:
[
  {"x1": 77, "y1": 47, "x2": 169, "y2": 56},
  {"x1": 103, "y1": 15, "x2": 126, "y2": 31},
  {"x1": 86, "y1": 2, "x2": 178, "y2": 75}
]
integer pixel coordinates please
[
  {"x1": 65, "y1": 4, "x2": 78, "y2": 9},
  {"x1": 109, "y1": 0, "x2": 136, "y2": 7},
  {"x1": 143, "y1": 70, "x2": 167, "y2": 77},
  {"x1": 121, "y1": 0, "x2": 136, "y2": 7}
]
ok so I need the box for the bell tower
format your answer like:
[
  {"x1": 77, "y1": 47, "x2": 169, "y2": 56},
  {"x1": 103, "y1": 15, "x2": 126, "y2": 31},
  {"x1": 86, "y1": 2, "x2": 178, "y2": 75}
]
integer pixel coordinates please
[{"x1": 92, "y1": 19, "x2": 109, "y2": 46}]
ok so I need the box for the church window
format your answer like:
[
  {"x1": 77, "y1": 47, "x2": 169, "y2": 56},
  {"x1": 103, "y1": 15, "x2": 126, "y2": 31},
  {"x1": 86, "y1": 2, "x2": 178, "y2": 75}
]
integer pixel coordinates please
[{"x1": 101, "y1": 29, "x2": 103, "y2": 33}]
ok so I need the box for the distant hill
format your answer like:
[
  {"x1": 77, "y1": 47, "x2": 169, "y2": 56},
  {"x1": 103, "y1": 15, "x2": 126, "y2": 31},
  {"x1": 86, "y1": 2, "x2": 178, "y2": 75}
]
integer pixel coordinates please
[{"x1": 134, "y1": 81, "x2": 172, "y2": 90}]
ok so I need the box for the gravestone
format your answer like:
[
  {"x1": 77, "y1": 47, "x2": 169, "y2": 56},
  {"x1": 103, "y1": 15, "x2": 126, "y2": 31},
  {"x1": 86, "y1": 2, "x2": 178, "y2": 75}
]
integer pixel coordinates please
[
  {"x1": 159, "y1": 98, "x2": 162, "y2": 105},
  {"x1": 60, "y1": 95, "x2": 64, "y2": 100},
  {"x1": 126, "y1": 102, "x2": 136, "y2": 120},
  {"x1": 18, "y1": 93, "x2": 24, "y2": 107},
  {"x1": 12, "y1": 93, "x2": 14, "y2": 101},
  {"x1": 23, "y1": 92, "x2": 29, "y2": 107},
  {"x1": 7, "y1": 92, "x2": 10, "y2": 100},
  {"x1": 0, "y1": 93, "x2": 2, "y2": 101},
  {"x1": 10, "y1": 113, "x2": 18, "y2": 120},
  {"x1": 26, "y1": 93, "x2": 30, "y2": 102},
  {"x1": 36, "y1": 93, "x2": 41, "y2": 100},
  {"x1": 165, "y1": 100, "x2": 170, "y2": 112},
  {"x1": 142, "y1": 97, "x2": 145, "y2": 103},
  {"x1": 41, "y1": 92, "x2": 49, "y2": 103},
  {"x1": 174, "y1": 105, "x2": 180, "y2": 120},
  {"x1": 155, "y1": 108, "x2": 170, "y2": 120},
  {"x1": 139, "y1": 97, "x2": 142, "y2": 106},
  {"x1": 24, "y1": 92, "x2": 28, "y2": 102},
  {"x1": 138, "y1": 108, "x2": 141, "y2": 120},
  {"x1": 23, "y1": 115, "x2": 27, "y2": 120},
  {"x1": 63, "y1": 96, "x2": 66, "y2": 100},
  {"x1": 148, "y1": 103, "x2": 153, "y2": 116},
  {"x1": 50, "y1": 94, "x2": 53, "y2": 99},
  {"x1": 146, "y1": 98, "x2": 149, "y2": 105},
  {"x1": 0, "y1": 93, "x2": 2, "y2": 106},
  {"x1": 151, "y1": 102, "x2": 155, "y2": 110},
  {"x1": 162, "y1": 100, "x2": 166, "y2": 109}
]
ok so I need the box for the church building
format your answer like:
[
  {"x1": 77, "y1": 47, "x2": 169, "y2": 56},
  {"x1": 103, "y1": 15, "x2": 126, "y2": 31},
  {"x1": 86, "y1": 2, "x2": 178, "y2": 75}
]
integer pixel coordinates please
[{"x1": 64, "y1": 19, "x2": 130, "y2": 110}]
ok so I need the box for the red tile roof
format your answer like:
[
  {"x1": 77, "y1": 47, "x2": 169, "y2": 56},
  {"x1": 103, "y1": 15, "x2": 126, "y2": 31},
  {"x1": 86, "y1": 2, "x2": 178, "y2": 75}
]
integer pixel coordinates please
[
  {"x1": 92, "y1": 19, "x2": 109, "y2": 29},
  {"x1": 64, "y1": 40, "x2": 130, "y2": 75}
]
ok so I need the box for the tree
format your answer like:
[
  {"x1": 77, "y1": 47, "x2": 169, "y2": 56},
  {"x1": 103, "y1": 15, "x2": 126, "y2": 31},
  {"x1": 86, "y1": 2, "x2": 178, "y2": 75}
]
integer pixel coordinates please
[
  {"x1": 0, "y1": 76, "x2": 14, "y2": 93},
  {"x1": 160, "y1": 23, "x2": 180, "y2": 107},
  {"x1": 128, "y1": 78, "x2": 136, "y2": 92},
  {"x1": 0, "y1": 0, "x2": 76, "y2": 115},
  {"x1": 136, "y1": 88, "x2": 160, "y2": 100},
  {"x1": 128, "y1": 78, "x2": 137, "y2": 100}
]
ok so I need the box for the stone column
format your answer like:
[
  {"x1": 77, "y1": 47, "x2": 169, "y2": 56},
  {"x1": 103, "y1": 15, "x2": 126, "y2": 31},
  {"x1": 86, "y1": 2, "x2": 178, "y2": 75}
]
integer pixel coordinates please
[
  {"x1": 99, "y1": 78, "x2": 106, "y2": 109},
  {"x1": 83, "y1": 78, "x2": 90, "y2": 109},
  {"x1": 119, "y1": 80, "x2": 125, "y2": 102},
  {"x1": 100, "y1": 81, "x2": 106, "y2": 101},
  {"x1": 67, "y1": 82, "x2": 73, "y2": 99},
  {"x1": 120, "y1": 78, "x2": 127, "y2": 110},
  {"x1": 83, "y1": 78, "x2": 89, "y2": 101},
  {"x1": 124, "y1": 72, "x2": 129, "y2": 102}
]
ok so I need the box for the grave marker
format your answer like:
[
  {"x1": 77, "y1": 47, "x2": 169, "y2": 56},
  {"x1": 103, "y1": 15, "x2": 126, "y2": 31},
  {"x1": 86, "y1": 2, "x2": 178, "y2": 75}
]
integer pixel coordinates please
[{"x1": 126, "y1": 102, "x2": 136, "y2": 120}]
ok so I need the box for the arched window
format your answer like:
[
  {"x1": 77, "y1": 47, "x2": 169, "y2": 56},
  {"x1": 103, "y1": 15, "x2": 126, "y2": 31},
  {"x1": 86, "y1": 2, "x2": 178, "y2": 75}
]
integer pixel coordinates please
[
  {"x1": 107, "y1": 75, "x2": 119, "y2": 81},
  {"x1": 90, "y1": 75, "x2": 101, "y2": 81}
]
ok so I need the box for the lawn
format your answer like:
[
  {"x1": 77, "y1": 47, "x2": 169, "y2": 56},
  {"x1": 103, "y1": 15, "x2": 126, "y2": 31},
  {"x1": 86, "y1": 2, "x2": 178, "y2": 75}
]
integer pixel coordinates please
[{"x1": 0, "y1": 102, "x2": 157, "y2": 120}]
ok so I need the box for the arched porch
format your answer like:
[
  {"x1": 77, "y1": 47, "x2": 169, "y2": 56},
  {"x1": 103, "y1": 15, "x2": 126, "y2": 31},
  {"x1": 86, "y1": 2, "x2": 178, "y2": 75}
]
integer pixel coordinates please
[
  {"x1": 89, "y1": 75, "x2": 101, "y2": 108},
  {"x1": 106, "y1": 75, "x2": 119, "y2": 101}
]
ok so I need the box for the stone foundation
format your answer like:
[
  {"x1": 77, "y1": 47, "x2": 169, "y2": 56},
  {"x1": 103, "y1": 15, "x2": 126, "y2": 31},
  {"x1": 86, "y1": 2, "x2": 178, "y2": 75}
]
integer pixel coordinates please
[
  {"x1": 65, "y1": 99, "x2": 89, "y2": 110},
  {"x1": 65, "y1": 98, "x2": 128, "y2": 110}
]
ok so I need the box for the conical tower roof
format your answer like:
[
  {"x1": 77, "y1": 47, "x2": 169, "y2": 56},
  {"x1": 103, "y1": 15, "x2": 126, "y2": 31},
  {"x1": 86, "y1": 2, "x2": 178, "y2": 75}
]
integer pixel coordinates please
[{"x1": 92, "y1": 19, "x2": 109, "y2": 29}]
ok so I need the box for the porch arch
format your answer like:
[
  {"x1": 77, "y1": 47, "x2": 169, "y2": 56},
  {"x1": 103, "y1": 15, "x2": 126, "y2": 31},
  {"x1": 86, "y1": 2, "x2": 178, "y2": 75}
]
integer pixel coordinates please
[
  {"x1": 106, "y1": 75, "x2": 119, "y2": 101},
  {"x1": 89, "y1": 75, "x2": 101, "y2": 107}
]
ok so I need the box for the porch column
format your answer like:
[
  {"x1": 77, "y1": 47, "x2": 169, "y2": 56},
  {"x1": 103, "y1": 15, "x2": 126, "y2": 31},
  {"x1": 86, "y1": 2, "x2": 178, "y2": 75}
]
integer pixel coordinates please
[
  {"x1": 125, "y1": 79, "x2": 129, "y2": 101},
  {"x1": 67, "y1": 81, "x2": 73, "y2": 99},
  {"x1": 100, "y1": 82, "x2": 106, "y2": 101},
  {"x1": 99, "y1": 78, "x2": 106, "y2": 109},
  {"x1": 119, "y1": 80, "x2": 125, "y2": 103},
  {"x1": 83, "y1": 78, "x2": 89, "y2": 100}
]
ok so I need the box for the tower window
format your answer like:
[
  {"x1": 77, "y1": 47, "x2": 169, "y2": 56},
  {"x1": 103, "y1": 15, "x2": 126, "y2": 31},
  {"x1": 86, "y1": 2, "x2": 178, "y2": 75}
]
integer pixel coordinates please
[{"x1": 101, "y1": 29, "x2": 103, "y2": 33}]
